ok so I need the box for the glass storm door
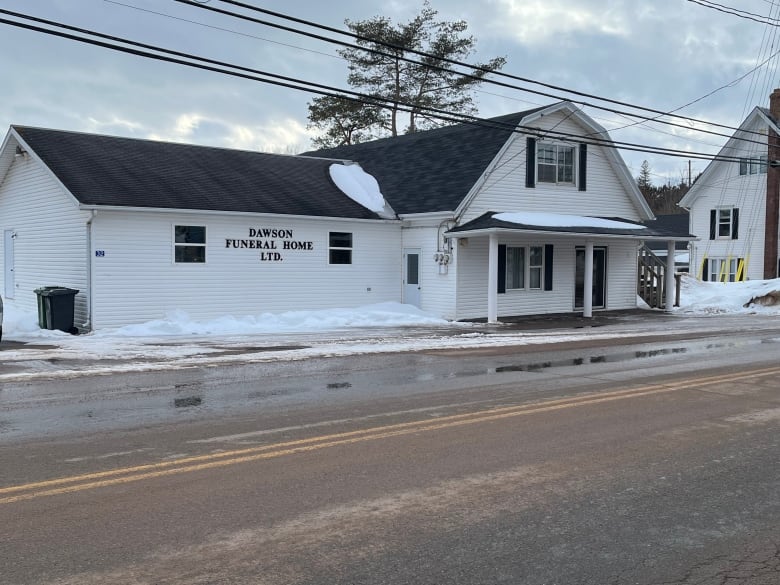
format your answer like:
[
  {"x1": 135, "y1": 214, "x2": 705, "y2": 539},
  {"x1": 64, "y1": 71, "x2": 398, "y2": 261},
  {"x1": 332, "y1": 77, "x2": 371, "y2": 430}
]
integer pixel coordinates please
[
  {"x1": 403, "y1": 248, "x2": 421, "y2": 307},
  {"x1": 575, "y1": 247, "x2": 606, "y2": 309}
]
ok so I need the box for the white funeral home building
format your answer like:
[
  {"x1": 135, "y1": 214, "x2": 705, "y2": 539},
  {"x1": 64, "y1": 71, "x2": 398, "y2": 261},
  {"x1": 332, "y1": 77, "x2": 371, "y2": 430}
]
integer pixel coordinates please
[{"x1": 0, "y1": 102, "x2": 690, "y2": 331}]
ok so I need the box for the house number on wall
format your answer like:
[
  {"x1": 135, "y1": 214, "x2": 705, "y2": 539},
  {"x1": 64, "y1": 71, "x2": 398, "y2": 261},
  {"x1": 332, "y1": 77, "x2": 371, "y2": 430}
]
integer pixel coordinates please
[{"x1": 95, "y1": 250, "x2": 106, "y2": 257}]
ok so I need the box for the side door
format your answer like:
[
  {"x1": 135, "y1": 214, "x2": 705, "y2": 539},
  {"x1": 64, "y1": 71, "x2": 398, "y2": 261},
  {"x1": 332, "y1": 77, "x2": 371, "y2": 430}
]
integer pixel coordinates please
[{"x1": 403, "y1": 248, "x2": 421, "y2": 307}]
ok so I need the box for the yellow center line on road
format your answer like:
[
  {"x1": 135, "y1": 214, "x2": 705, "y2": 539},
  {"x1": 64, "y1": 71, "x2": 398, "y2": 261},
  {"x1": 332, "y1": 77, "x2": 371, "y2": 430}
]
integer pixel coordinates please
[{"x1": 2, "y1": 365, "x2": 777, "y2": 505}]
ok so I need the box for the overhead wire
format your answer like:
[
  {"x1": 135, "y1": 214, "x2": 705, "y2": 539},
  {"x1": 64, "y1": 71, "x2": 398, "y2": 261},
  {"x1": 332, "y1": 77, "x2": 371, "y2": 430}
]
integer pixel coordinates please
[
  {"x1": 104, "y1": 0, "x2": 771, "y2": 164},
  {"x1": 173, "y1": 0, "x2": 770, "y2": 144},
  {"x1": 0, "y1": 8, "x2": 757, "y2": 164},
  {"x1": 104, "y1": 0, "x2": 752, "y2": 172}
]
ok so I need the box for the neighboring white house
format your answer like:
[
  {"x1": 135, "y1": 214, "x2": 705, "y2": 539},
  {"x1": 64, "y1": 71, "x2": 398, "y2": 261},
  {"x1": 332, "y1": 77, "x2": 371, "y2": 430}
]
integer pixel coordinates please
[
  {"x1": 0, "y1": 102, "x2": 687, "y2": 331},
  {"x1": 679, "y1": 89, "x2": 780, "y2": 282}
]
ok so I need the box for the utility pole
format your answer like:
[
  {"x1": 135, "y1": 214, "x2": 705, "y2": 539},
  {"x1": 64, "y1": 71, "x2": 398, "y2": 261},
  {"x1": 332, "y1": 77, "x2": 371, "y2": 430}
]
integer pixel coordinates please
[
  {"x1": 765, "y1": 89, "x2": 780, "y2": 279},
  {"x1": 688, "y1": 160, "x2": 692, "y2": 187}
]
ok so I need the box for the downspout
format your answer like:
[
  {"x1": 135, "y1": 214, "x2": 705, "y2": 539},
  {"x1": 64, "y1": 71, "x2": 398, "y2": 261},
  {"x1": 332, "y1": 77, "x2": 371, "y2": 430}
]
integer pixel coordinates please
[{"x1": 81, "y1": 210, "x2": 96, "y2": 331}]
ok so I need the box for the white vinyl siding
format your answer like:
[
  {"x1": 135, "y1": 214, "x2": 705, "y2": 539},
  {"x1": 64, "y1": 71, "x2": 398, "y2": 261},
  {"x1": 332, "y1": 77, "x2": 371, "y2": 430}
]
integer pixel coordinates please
[
  {"x1": 0, "y1": 154, "x2": 90, "y2": 327},
  {"x1": 400, "y1": 220, "x2": 457, "y2": 319},
  {"x1": 685, "y1": 114, "x2": 767, "y2": 281},
  {"x1": 460, "y1": 111, "x2": 642, "y2": 223},
  {"x1": 455, "y1": 236, "x2": 637, "y2": 320},
  {"x1": 90, "y1": 212, "x2": 401, "y2": 329}
]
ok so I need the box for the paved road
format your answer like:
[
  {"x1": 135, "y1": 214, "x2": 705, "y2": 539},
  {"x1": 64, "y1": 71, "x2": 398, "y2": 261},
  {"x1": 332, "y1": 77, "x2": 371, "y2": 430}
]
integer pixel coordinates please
[{"x1": 1, "y1": 320, "x2": 779, "y2": 584}]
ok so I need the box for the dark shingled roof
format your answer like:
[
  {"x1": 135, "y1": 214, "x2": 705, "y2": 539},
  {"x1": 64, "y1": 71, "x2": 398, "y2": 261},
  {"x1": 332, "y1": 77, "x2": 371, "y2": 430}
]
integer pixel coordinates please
[
  {"x1": 643, "y1": 213, "x2": 693, "y2": 249},
  {"x1": 303, "y1": 107, "x2": 548, "y2": 215},
  {"x1": 448, "y1": 212, "x2": 696, "y2": 240},
  {"x1": 13, "y1": 126, "x2": 383, "y2": 220}
]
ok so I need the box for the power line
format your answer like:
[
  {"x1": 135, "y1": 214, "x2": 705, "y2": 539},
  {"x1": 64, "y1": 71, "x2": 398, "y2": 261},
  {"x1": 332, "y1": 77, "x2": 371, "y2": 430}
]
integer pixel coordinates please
[
  {"x1": 103, "y1": 0, "x2": 340, "y2": 61},
  {"x1": 107, "y1": 0, "x2": 774, "y2": 152},
  {"x1": 0, "y1": 9, "x2": 758, "y2": 164},
  {"x1": 174, "y1": 0, "x2": 768, "y2": 144},
  {"x1": 687, "y1": 0, "x2": 780, "y2": 25}
]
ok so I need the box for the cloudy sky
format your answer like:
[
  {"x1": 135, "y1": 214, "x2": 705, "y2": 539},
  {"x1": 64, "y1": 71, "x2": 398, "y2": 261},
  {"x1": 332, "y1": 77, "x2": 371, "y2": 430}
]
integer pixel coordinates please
[{"x1": 1, "y1": 0, "x2": 778, "y2": 186}]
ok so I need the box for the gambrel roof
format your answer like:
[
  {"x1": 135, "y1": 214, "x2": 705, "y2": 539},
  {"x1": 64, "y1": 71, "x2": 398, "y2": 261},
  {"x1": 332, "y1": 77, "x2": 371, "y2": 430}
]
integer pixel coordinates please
[
  {"x1": 305, "y1": 107, "x2": 546, "y2": 215},
  {"x1": 305, "y1": 101, "x2": 652, "y2": 219},
  {"x1": 0, "y1": 126, "x2": 387, "y2": 220}
]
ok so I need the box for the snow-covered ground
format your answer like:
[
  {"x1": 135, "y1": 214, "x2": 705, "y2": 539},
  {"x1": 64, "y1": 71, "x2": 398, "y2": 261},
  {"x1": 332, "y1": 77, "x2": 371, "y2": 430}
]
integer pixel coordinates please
[{"x1": 3, "y1": 275, "x2": 780, "y2": 379}]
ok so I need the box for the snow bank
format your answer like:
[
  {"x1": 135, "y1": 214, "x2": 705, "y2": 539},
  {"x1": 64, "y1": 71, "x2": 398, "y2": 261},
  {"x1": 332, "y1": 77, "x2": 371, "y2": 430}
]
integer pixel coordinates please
[{"x1": 675, "y1": 274, "x2": 780, "y2": 315}]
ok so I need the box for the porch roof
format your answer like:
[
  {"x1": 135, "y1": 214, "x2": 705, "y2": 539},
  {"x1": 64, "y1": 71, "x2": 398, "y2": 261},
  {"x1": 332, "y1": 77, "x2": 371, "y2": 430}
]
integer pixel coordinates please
[{"x1": 446, "y1": 211, "x2": 696, "y2": 241}]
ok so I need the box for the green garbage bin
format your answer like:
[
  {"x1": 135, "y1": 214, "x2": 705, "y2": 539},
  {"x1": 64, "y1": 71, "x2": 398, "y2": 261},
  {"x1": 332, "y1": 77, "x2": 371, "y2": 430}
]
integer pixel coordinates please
[
  {"x1": 34, "y1": 286, "x2": 58, "y2": 329},
  {"x1": 34, "y1": 287, "x2": 79, "y2": 333}
]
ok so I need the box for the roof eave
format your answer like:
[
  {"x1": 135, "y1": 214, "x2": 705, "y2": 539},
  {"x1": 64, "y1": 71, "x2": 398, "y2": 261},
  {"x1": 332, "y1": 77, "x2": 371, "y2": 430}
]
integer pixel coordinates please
[
  {"x1": 77, "y1": 203, "x2": 401, "y2": 223},
  {"x1": 445, "y1": 226, "x2": 672, "y2": 240}
]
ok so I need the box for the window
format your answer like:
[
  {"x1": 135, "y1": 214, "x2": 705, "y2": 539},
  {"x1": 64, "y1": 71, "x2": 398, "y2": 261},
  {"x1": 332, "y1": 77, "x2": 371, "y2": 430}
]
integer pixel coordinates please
[
  {"x1": 708, "y1": 257, "x2": 740, "y2": 282},
  {"x1": 710, "y1": 207, "x2": 739, "y2": 240},
  {"x1": 506, "y1": 247, "x2": 525, "y2": 289},
  {"x1": 538, "y1": 143, "x2": 574, "y2": 184},
  {"x1": 529, "y1": 246, "x2": 543, "y2": 289},
  {"x1": 329, "y1": 232, "x2": 352, "y2": 264},
  {"x1": 739, "y1": 155, "x2": 767, "y2": 175},
  {"x1": 174, "y1": 225, "x2": 206, "y2": 263},
  {"x1": 506, "y1": 245, "x2": 543, "y2": 290}
]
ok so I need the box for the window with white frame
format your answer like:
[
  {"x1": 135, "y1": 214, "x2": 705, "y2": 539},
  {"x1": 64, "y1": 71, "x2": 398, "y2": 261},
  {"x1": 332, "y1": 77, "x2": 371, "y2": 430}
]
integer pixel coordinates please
[
  {"x1": 738, "y1": 155, "x2": 767, "y2": 175},
  {"x1": 718, "y1": 208, "x2": 735, "y2": 238},
  {"x1": 537, "y1": 143, "x2": 574, "y2": 184},
  {"x1": 328, "y1": 231, "x2": 352, "y2": 264},
  {"x1": 708, "y1": 257, "x2": 738, "y2": 282},
  {"x1": 506, "y1": 245, "x2": 544, "y2": 290},
  {"x1": 174, "y1": 225, "x2": 206, "y2": 263},
  {"x1": 529, "y1": 246, "x2": 543, "y2": 289}
]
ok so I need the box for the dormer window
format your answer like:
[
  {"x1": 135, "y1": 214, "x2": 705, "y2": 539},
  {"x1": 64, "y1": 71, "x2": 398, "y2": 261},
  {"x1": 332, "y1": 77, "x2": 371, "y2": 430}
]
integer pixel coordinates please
[
  {"x1": 526, "y1": 137, "x2": 586, "y2": 190},
  {"x1": 537, "y1": 143, "x2": 575, "y2": 184}
]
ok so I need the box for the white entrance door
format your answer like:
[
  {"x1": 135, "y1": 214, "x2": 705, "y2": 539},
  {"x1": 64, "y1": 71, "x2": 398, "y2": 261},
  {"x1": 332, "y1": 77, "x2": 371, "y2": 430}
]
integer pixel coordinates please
[
  {"x1": 4, "y1": 230, "x2": 15, "y2": 299},
  {"x1": 403, "y1": 248, "x2": 421, "y2": 307}
]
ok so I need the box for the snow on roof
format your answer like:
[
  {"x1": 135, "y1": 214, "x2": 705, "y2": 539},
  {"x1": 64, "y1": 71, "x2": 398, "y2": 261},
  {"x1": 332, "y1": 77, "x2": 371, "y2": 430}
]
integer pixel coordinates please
[
  {"x1": 493, "y1": 211, "x2": 647, "y2": 230},
  {"x1": 329, "y1": 163, "x2": 392, "y2": 216}
]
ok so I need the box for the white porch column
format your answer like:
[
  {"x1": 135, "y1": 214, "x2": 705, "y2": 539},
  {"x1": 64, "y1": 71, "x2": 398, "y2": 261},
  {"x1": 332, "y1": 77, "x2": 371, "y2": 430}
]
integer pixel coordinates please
[
  {"x1": 665, "y1": 240, "x2": 676, "y2": 312},
  {"x1": 488, "y1": 233, "x2": 498, "y2": 323},
  {"x1": 583, "y1": 241, "x2": 594, "y2": 318}
]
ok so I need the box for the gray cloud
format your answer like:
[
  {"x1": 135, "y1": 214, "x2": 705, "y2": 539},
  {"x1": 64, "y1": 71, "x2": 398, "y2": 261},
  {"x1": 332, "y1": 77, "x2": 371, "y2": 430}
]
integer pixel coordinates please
[{"x1": 1, "y1": 0, "x2": 777, "y2": 185}]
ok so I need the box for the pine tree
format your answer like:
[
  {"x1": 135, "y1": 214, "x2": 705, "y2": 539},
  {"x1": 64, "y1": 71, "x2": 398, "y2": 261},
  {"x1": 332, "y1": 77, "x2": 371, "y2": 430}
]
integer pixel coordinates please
[
  {"x1": 307, "y1": 2, "x2": 506, "y2": 148},
  {"x1": 637, "y1": 160, "x2": 653, "y2": 197}
]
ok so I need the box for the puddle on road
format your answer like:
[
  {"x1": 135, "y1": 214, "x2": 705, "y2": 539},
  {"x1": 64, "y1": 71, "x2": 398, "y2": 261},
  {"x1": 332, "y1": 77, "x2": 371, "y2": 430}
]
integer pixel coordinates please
[
  {"x1": 423, "y1": 338, "x2": 776, "y2": 382},
  {"x1": 326, "y1": 382, "x2": 352, "y2": 390},
  {"x1": 174, "y1": 396, "x2": 203, "y2": 408},
  {"x1": 493, "y1": 346, "x2": 688, "y2": 374}
]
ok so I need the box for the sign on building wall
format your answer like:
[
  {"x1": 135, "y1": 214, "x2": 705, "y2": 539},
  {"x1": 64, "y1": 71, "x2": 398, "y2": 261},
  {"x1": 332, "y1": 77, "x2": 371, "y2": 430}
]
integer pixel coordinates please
[{"x1": 224, "y1": 228, "x2": 314, "y2": 262}]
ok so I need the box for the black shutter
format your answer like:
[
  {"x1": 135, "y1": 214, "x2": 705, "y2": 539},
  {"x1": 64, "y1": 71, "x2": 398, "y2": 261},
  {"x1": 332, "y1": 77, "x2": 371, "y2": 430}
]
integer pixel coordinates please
[
  {"x1": 526, "y1": 138, "x2": 536, "y2": 188},
  {"x1": 709, "y1": 209, "x2": 716, "y2": 240},
  {"x1": 498, "y1": 245, "x2": 506, "y2": 294},
  {"x1": 578, "y1": 143, "x2": 587, "y2": 191},
  {"x1": 544, "y1": 244, "x2": 554, "y2": 291},
  {"x1": 702, "y1": 259, "x2": 709, "y2": 281},
  {"x1": 732, "y1": 208, "x2": 739, "y2": 239}
]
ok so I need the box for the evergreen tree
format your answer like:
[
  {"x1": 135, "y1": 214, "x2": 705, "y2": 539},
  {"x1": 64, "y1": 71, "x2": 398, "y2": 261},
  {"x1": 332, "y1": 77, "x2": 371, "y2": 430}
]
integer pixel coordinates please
[
  {"x1": 307, "y1": 2, "x2": 506, "y2": 148},
  {"x1": 307, "y1": 96, "x2": 383, "y2": 149},
  {"x1": 637, "y1": 160, "x2": 653, "y2": 197}
]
